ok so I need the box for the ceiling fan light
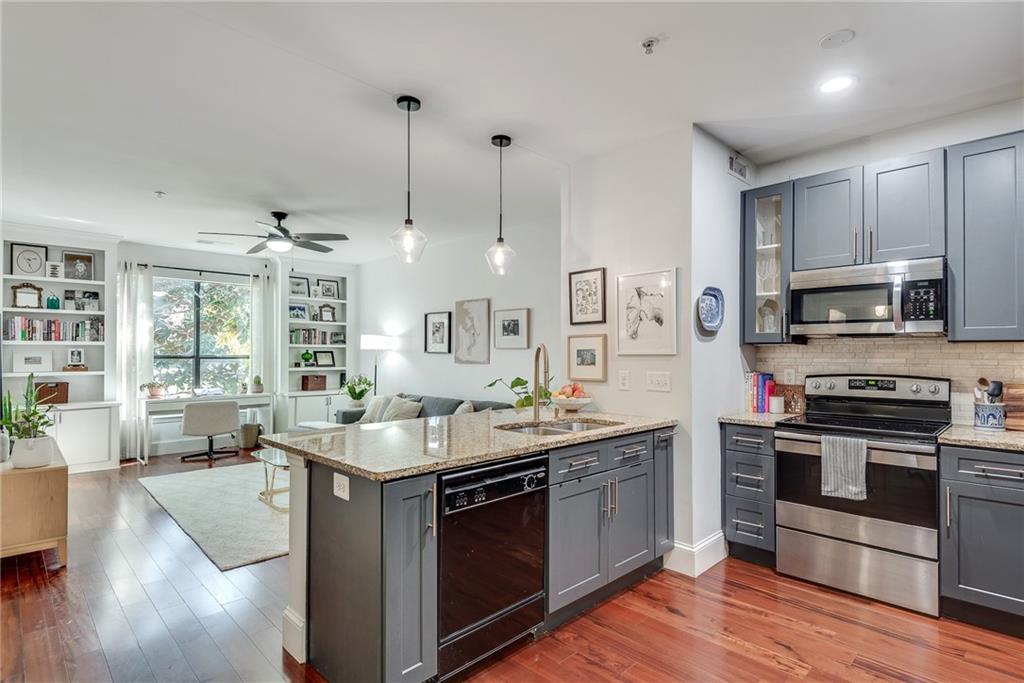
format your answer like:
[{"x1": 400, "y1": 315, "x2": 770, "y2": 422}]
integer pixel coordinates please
[
  {"x1": 266, "y1": 237, "x2": 293, "y2": 253},
  {"x1": 389, "y1": 219, "x2": 427, "y2": 263},
  {"x1": 485, "y1": 237, "x2": 516, "y2": 276}
]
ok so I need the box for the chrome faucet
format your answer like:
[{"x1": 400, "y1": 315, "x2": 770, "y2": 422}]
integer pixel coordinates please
[{"x1": 533, "y1": 343, "x2": 549, "y2": 424}]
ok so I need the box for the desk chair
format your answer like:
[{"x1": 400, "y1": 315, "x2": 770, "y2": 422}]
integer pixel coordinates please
[{"x1": 181, "y1": 400, "x2": 240, "y2": 464}]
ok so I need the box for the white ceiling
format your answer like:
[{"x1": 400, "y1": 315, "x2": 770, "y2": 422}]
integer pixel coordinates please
[{"x1": 3, "y1": 2, "x2": 1022, "y2": 263}]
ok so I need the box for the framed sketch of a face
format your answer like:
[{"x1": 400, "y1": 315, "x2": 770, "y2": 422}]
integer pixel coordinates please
[
  {"x1": 424, "y1": 311, "x2": 451, "y2": 353},
  {"x1": 62, "y1": 251, "x2": 94, "y2": 280},
  {"x1": 493, "y1": 308, "x2": 529, "y2": 349},
  {"x1": 617, "y1": 268, "x2": 677, "y2": 355},
  {"x1": 568, "y1": 267, "x2": 606, "y2": 324},
  {"x1": 454, "y1": 298, "x2": 490, "y2": 364}
]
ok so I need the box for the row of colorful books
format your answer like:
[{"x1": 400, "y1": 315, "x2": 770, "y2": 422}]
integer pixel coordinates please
[
  {"x1": 4, "y1": 316, "x2": 104, "y2": 342},
  {"x1": 744, "y1": 372, "x2": 776, "y2": 413}
]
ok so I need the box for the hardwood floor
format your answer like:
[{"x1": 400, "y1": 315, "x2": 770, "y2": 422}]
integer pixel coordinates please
[{"x1": 2, "y1": 456, "x2": 1021, "y2": 683}]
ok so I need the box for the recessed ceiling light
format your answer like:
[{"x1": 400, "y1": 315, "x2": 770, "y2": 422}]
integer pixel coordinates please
[
  {"x1": 154, "y1": 190, "x2": 167, "y2": 199},
  {"x1": 819, "y1": 75, "x2": 856, "y2": 94},
  {"x1": 819, "y1": 29, "x2": 855, "y2": 50}
]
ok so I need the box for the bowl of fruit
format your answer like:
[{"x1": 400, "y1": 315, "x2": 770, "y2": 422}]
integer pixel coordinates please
[{"x1": 550, "y1": 383, "x2": 592, "y2": 412}]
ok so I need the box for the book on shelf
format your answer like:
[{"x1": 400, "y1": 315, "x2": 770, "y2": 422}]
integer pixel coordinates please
[
  {"x1": 744, "y1": 371, "x2": 776, "y2": 413},
  {"x1": 289, "y1": 328, "x2": 344, "y2": 345},
  {"x1": 4, "y1": 315, "x2": 105, "y2": 342}
]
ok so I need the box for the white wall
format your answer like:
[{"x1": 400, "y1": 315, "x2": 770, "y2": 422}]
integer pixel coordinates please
[{"x1": 356, "y1": 218, "x2": 560, "y2": 402}]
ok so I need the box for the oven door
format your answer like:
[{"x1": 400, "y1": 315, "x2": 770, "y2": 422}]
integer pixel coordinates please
[{"x1": 790, "y1": 279, "x2": 900, "y2": 335}]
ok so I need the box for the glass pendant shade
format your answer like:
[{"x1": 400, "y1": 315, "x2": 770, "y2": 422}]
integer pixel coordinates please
[
  {"x1": 266, "y1": 237, "x2": 293, "y2": 253},
  {"x1": 485, "y1": 236, "x2": 516, "y2": 275},
  {"x1": 390, "y1": 219, "x2": 428, "y2": 263}
]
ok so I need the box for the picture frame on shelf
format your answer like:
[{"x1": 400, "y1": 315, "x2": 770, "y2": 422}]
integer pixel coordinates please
[
  {"x1": 568, "y1": 267, "x2": 606, "y2": 324},
  {"x1": 67, "y1": 348, "x2": 86, "y2": 367},
  {"x1": 319, "y1": 304, "x2": 337, "y2": 322},
  {"x1": 313, "y1": 350, "x2": 336, "y2": 367},
  {"x1": 317, "y1": 279, "x2": 340, "y2": 299},
  {"x1": 330, "y1": 331, "x2": 346, "y2": 345},
  {"x1": 288, "y1": 303, "x2": 309, "y2": 320},
  {"x1": 11, "y1": 282, "x2": 43, "y2": 308},
  {"x1": 62, "y1": 250, "x2": 95, "y2": 280},
  {"x1": 64, "y1": 289, "x2": 100, "y2": 311},
  {"x1": 454, "y1": 298, "x2": 490, "y2": 365},
  {"x1": 288, "y1": 276, "x2": 310, "y2": 297},
  {"x1": 10, "y1": 243, "x2": 48, "y2": 278},
  {"x1": 424, "y1": 311, "x2": 451, "y2": 353},
  {"x1": 13, "y1": 349, "x2": 53, "y2": 374},
  {"x1": 568, "y1": 334, "x2": 607, "y2": 382},
  {"x1": 617, "y1": 268, "x2": 677, "y2": 355},
  {"x1": 493, "y1": 308, "x2": 529, "y2": 349},
  {"x1": 45, "y1": 261, "x2": 63, "y2": 278}
]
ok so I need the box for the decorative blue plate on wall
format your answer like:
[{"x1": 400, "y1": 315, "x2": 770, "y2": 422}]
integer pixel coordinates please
[{"x1": 698, "y1": 286, "x2": 725, "y2": 332}]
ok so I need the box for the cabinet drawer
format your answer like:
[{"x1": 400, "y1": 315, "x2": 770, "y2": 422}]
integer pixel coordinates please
[
  {"x1": 607, "y1": 433, "x2": 654, "y2": 467},
  {"x1": 724, "y1": 496, "x2": 775, "y2": 551},
  {"x1": 940, "y1": 446, "x2": 1024, "y2": 491},
  {"x1": 724, "y1": 451, "x2": 775, "y2": 503},
  {"x1": 549, "y1": 442, "x2": 608, "y2": 484},
  {"x1": 723, "y1": 425, "x2": 774, "y2": 455}
]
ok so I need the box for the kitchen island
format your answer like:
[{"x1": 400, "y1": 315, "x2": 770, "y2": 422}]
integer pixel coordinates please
[{"x1": 261, "y1": 408, "x2": 676, "y2": 682}]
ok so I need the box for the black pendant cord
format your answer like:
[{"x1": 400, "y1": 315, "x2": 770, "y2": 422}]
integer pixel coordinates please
[
  {"x1": 406, "y1": 106, "x2": 412, "y2": 222},
  {"x1": 498, "y1": 144, "x2": 504, "y2": 240}
]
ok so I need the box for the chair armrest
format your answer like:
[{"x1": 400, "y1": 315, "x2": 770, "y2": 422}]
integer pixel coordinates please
[{"x1": 338, "y1": 408, "x2": 366, "y2": 424}]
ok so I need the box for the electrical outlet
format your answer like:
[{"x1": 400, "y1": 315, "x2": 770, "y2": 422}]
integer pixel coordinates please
[
  {"x1": 783, "y1": 369, "x2": 796, "y2": 385},
  {"x1": 646, "y1": 371, "x2": 671, "y2": 392},
  {"x1": 333, "y1": 473, "x2": 350, "y2": 501},
  {"x1": 618, "y1": 370, "x2": 631, "y2": 391}
]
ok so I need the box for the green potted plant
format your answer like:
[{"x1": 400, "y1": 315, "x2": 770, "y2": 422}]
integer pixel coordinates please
[
  {"x1": 250, "y1": 375, "x2": 265, "y2": 394},
  {"x1": 1, "y1": 375, "x2": 56, "y2": 468},
  {"x1": 343, "y1": 375, "x2": 373, "y2": 407},
  {"x1": 485, "y1": 376, "x2": 553, "y2": 409},
  {"x1": 139, "y1": 381, "x2": 165, "y2": 398}
]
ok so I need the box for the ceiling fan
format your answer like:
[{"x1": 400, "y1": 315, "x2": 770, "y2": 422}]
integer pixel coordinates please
[{"x1": 199, "y1": 211, "x2": 349, "y2": 254}]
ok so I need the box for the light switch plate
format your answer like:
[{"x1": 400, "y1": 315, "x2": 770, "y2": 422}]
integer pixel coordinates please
[
  {"x1": 646, "y1": 371, "x2": 671, "y2": 392},
  {"x1": 783, "y1": 369, "x2": 796, "y2": 385},
  {"x1": 333, "y1": 472, "x2": 350, "y2": 501},
  {"x1": 618, "y1": 370, "x2": 631, "y2": 391}
]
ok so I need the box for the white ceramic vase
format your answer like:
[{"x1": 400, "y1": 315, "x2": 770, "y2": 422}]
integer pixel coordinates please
[
  {"x1": 351, "y1": 399, "x2": 365, "y2": 408},
  {"x1": 11, "y1": 435, "x2": 54, "y2": 469},
  {"x1": 0, "y1": 432, "x2": 10, "y2": 463},
  {"x1": 250, "y1": 384, "x2": 264, "y2": 394}
]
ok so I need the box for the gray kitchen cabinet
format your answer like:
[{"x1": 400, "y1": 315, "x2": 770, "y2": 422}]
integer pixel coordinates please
[
  {"x1": 607, "y1": 460, "x2": 656, "y2": 581},
  {"x1": 720, "y1": 424, "x2": 776, "y2": 554},
  {"x1": 653, "y1": 429, "x2": 675, "y2": 556},
  {"x1": 940, "y1": 478, "x2": 1024, "y2": 617},
  {"x1": 948, "y1": 131, "x2": 1024, "y2": 341},
  {"x1": 743, "y1": 181, "x2": 793, "y2": 343},
  {"x1": 864, "y1": 149, "x2": 946, "y2": 263},
  {"x1": 547, "y1": 470, "x2": 609, "y2": 613},
  {"x1": 794, "y1": 167, "x2": 864, "y2": 270}
]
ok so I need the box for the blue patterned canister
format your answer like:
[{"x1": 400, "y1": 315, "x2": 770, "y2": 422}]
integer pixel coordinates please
[{"x1": 974, "y1": 403, "x2": 1006, "y2": 431}]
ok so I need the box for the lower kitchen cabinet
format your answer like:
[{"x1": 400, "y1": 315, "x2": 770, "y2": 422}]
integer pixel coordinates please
[
  {"x1": 46, "y1": 403, "x2": 120, "y2": 473},
  {"x1": 653, "y1": 429, "x2": 675, "y2": 556},
  {"x1": 607, "y1": 460, "x2": 656, "y2": 581},
  {"x1": 720, "y1": 425, "x2": 776, "y2": 554},
  {"x1": 288, "y1": 392, "x2": 342, "y2": 426}
]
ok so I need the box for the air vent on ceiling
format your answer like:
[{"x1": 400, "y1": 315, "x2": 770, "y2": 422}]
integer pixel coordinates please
[{"x1": 727, "y1": 153, "x2": 752, "y2": 184}]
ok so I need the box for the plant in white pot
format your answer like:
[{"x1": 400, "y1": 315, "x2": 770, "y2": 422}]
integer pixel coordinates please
[
  {"x1": 139, "y1": 381, "x2": 165, "y2": 398},
  {"x1": 250, "y1": 375, "x2": 264, "y2": 394},
  {"x1": 343, "y1": 375, "x2": 373, "y2": 408},
  {"x1": 1, "y1": 375, "x2": 56, "y2": 469}
]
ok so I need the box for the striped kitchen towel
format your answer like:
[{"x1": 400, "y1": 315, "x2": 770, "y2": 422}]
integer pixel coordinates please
[{"x1": 820, "y1": 434, "x2": 867, "y2": 500}]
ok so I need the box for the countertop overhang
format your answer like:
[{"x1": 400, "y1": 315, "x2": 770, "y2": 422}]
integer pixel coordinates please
[{"x1": 260, "y1": 408, "x2": 677, "y2": 482}]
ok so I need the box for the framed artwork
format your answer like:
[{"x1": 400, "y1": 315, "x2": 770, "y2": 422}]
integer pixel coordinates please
[
  {"x1": 13, "y1": 349, "x2": 52, "y2": 374},
  {"x1": 288, "y1": 303, "x2": 309, "y2": 320},
  {"x1": 11, "y1": 282, "x2": 43, "y2": 308},
  {"x1": 493, "y1": 308, "x2": 529, "y2": 349},
  {"x1": 288, "y1": 276, "x2": 310, "y2": 297},
  {"x1": 314, "y1": 350, "x2": 336, "y2": 367},
  {"x1": 568, "y1": 267, "x2": 606, "y2": 324},
  {"x1": 62, "y1": 251, "x2": 94, "y2": 280},
  {"x1": 67, "y1": 348, "x2": 86, "y2": 367},
  {"x1": 424, "y1": 311, "x2": 452, "y2": 353},
  {"x1": 568, "y1": 334, "x2": 607, "y2": 382},
  {"x1": 319, "y1": 304, "x2": 337, "y2": 322},
  {"x1": 454, "y1": 298, "x2": 490, "y2": 364},
  {"x1": 617, "y1": 268, "x2": 677, "y2": 355},
  {"x1": 317, "y1": 279, "x2": 340, "y2": 299},
  {"x1": 64, "y1": 290, "x2": 100, "y2": 311},
  {"x1": 10, "y1": 243, "x2": 48, "y2": 278},
  {"x1": 330, "y1": 331, "x2": 346, "y2": 344},
  {"x1": 45, "y1": 261, "x2": 63, "y2": 278}
]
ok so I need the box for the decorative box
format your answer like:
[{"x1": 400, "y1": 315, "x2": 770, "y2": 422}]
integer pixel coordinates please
[
  {"x1": 34, "y1": 382, "x2": 69, "y2": 405},
  {"x1": 301, "y1": 375, "x2": 327, "y2": 391}
]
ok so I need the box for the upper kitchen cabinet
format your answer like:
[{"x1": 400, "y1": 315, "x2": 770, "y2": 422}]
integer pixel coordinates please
[
  {"x1": 864, "y1": 149, "x2": 946, "y2": 262},
  {"x1": 794, "y1": 167, "x2": 863, "y2": 270},
  {"x1": 948, "y1": 131, "x2": 1024, "y2": 341},
  {"x1": 742, "y1": 181, "x2": 793, "y2": 344}
]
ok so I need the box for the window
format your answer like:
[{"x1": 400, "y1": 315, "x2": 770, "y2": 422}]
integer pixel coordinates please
[{"x1": 153, "y1": 276, "x2": 251, "y2": 394}]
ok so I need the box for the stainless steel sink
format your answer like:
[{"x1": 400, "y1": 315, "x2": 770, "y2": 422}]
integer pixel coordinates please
[
  {"x1": 496, "y1": 420, "x2": 623, "y2": 436},
  {"x1": 497, "y1": 425, "x2": 575, "y2": 436},
  {"x1": 550, "y1": 420, "x2": 620, "y2": 432}
]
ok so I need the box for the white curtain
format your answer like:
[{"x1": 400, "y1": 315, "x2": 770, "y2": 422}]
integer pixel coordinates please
[
  {"x1": 250, "y1": 272, "x2": 273, "y2": 393},
  {"x1": 117, "y1": 261, "x2": 153, "y2": 462}
]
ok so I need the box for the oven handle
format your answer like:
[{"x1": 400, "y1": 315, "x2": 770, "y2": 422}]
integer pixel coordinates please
[{"x1": 774, "y1": 434, "x2": 937, "y2": 471}]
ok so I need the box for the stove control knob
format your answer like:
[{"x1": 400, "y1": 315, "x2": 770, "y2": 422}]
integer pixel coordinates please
[
  {"x1": 811, "y1": 380, "x2": 822, "y2": 390},
  {"x1": 928, "y1": 383, "x2": 941, "y2": 395},
  {"x1": 826, "y1": 381, "x2": 836, "y2": 390},
  {"x1": 910, "y1": 383, "x2": 922, "y2": 394}
]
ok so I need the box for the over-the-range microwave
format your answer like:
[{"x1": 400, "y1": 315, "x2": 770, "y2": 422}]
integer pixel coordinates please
[{"x1": 789, "y1": 257, "x2": 946, "y2": 336}]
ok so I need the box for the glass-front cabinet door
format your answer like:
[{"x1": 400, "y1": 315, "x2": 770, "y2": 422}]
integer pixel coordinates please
[{"x1": 743, "y1": 181, "x2": 793, "y2": 344}]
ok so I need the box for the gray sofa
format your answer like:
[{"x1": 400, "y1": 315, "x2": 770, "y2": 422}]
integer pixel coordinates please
[{"x1": 337, "y1": 393, "x2": 513, "y2": 424}]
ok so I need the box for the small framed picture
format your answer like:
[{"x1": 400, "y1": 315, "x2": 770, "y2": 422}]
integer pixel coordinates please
[
  {"x1": 63, "y1": 251, "x2": 95, "y2": 280},
  {"x1": 319, "y1": 304, "x2": 337, "y2": 322},
  {"x1": 45, "y1": 261, "x2": 63, "y2": 278},
  {"x1": 494, "y1": 308, "x2": 529, "y2": 349},
  {"x1": 288, "y1": 303, "x2": 309, "y2": 320},
  {"x1": 67, "y1": 348, "x2": 86, "y2": 367},
  {"x1": 569, "y1": 267, "x2": 606, "y2": 325},
  {"x1": 317, "y1": 279, "x2": 340, "y2": 299},
  {"x1": 568, "y1": 334, "x2": 607, "y2": 382},
  {"x1": 11, "y1": 282, "x2": 43, "y2": 308},
  {"x1": 330, "y1": 331, "x2": 346, "y2": 344},
  {"x1": 289, "y1": 276, "x2": 310, "y2": 297},
  {"x1": 314, "y1": 350, "x2": 336, "y2": 367},
  {"x1": 13, "y1": 349, "x2": 53, "y2": 374},
  {"x1": 64, "y1": 290, "x2": 100, "y2": 311},
  {"x1": 424, "y1": 311, "x2": 451, "y2": 353}
]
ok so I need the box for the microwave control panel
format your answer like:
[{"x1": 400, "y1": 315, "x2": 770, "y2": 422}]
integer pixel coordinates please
[{"x1": 902, "y1": 278, "x2": 943, "y2": 321}]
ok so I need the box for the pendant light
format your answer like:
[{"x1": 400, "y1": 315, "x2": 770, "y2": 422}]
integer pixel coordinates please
[
  {"x1": 389, "y1": 95, "x2": 428, "y2": 263},
  {"x1": 485, "y1": 134, "x2": 516, "y2": 275}
]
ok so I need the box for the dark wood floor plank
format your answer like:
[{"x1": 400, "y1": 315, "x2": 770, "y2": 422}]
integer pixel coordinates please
[
  {"x1": 64, "y1": 649, "x2": 112, "y2": 683},
  {"x1": 198, "y1": 611, "x2": 282, "y2": 683},
  {"x1": 1, "y1": 597, "x2": 24, "y2": 681},
  {"x1": 20, "y1": 626, "x2": 68, "y2": 683}
]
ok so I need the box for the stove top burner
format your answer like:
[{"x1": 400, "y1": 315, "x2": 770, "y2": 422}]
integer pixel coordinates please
[{"x1": 778, "y1": 413, "x2": 950, "y2": 441}]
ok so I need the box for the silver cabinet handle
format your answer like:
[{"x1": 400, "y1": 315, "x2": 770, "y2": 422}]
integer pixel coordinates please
[
  {"x1": 731, "y1": 472, "x2": 765, "y2": 482},
  {"x1": 868, "y1": 226, "x2": 874, "y2": 261},
  {"x1": 732, "y1": 518, "x2": 764, "y2": 534},
  {"x1": 731, "y1": 435, "x2": 765, "y2": 445},
  {"x1": 426, "y1": 483, "x2": 437, "y2": 537},
  {"x1": 945, "y1": 486, "x2": 951, "y2": 529},
  {"x1": 853, "y1": 226, "x2": 859, "y2": 262},
  {"x1": 601, "y1": 481, "x2": 611, "y2": 519},
  {"x1": 564, "y1": 456, "x2": 599, "y2": 472},
  {"x1": 611, "y1": 477, "x2": 618, "y2": 516},
  {"x1": 972, "y1": 464, "x2": 1024, "y2": 479},
  {"x1": 614, "y1": 446, "x2": 647, "y2": 461},
  {"x1": 657, "y1": 431, "x2": 677, "y2": 441}
]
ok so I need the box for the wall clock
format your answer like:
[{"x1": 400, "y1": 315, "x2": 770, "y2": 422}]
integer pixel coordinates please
[{"x1": 11, "y1": 243, "x2": 48, "y2": 277}]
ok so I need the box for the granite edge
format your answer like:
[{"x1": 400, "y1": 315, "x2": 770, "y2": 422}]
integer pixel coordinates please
[
  {"x1": 718, "y1": 413, "x2": 799, "y2": 427},
  {"x1": 938, "y1": 425, "x2": 1024, "y2": 453}
]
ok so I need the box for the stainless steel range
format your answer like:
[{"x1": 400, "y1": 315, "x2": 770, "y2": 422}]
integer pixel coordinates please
[{"x1": 774, "y1": 374, "x2": 951, "y2": 615}]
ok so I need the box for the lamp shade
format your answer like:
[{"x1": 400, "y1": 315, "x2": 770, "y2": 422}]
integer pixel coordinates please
[{"x1": 360, "y1": 334, "x2": 397, "y2": 351}]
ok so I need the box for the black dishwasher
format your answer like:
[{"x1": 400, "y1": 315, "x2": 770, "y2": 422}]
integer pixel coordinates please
[{"x1": 438, "y1": 454, "x2": 547, "y2": 680}]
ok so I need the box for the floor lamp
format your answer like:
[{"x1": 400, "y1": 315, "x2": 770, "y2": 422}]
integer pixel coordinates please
[{"x1": 360, "y1": 334, "x2": 397, "y2": 395}]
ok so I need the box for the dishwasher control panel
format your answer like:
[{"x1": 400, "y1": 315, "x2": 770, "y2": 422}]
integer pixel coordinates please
[{"x1": 442, "y1": 455, "x2": 548, "y2": 513}]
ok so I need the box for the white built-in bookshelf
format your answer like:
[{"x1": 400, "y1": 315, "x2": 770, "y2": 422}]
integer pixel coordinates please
[{"x1": 285, "y1": 269, "x2": 347, "y2": 394}]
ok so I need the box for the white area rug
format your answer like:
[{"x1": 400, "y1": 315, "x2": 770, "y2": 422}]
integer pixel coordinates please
[{"x1": 140, "y1": 462, "x2": 289, "y2": 570}]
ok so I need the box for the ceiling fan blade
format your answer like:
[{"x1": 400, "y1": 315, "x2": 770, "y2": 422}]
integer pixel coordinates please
[
  {"x1": 255, "y1": 220, "x2": 289, "y2": 236},
  {"x1": 292, "y1": 240, "x2": 333, "y2": 254},
  {"x1": 198, "y1": 231, "x2": 267, "y2": 238},
  {"x1": 246, "y1": 240, "x2": 269, "y2": 254},
  {"x1": 292, "y1": 233, "x2": 349, "y2": 242}
]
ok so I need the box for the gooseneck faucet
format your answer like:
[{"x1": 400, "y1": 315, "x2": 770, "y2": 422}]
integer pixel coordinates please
[{"x1": 533, "y1": 344, "x2": 549, "y2": 424}]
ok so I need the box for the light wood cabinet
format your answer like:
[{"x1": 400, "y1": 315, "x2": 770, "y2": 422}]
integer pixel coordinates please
[{"x1": 0, "y1": 450, "x2": 68, "y2": 565}]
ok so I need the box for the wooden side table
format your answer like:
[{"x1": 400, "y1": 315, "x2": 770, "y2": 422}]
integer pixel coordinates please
[{"x1": 0, "y1": 450, "x2": 69, "y2": 566}]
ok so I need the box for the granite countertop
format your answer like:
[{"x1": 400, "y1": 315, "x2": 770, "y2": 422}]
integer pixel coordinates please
[
  {"x1": 260, "y1": 408, "x2": 677, "y2": 482},
  {"x1": 718, "y1": 412, "x2": 801, "y2": 427},
  {"x1": 939, "y1": 425, "x2": 1024, "y2": 452}
]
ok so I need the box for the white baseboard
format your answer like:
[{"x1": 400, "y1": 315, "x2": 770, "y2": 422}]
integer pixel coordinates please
[
  {"x1": 663, "y1": 530, "x2": 727, "y2": 577},
  {"x1": 282, "y1": 606, "x2": 306, "y2": 663}
]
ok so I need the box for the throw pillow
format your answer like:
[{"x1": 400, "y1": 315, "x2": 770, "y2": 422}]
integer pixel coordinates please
[
  {"x1": 382, "y1": 396, "x2": 423, "y2": 422},
  {"x1": 359, "y1": 395, "x2": 394, "y2": 424},
  {"x1": 453, "y1": 401, "x2": 475, "y2": 415}
]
